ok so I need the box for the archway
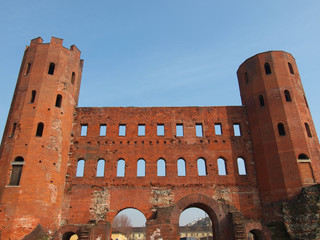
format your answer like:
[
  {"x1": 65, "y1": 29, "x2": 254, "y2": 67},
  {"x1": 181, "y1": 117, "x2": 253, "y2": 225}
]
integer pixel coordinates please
[
  {"x1": 112, "y1": 208, "x2": 147, "y2": 240},
  {"x1": 62, "y1": 232, "x2": 78, "y2": 240},
  {"x1": 248, "y1": 229, "x2": 266, "y2": 240}
]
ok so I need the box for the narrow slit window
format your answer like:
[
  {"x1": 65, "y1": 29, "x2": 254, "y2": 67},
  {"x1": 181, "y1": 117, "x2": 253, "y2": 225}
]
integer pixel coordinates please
[
  {"x1": 76, "y1": 159, "x2": 85, "y2": 177},
  {"x1": 80, "y1": 124, "x2": 88, "y2": 136},
  {"x1": 197, "y1": 158, "x2": 207, "y2": 176},
  {"x1": 48, "y1": 62, "x2": 55, "y2": 75},
  {"x1": 30, "y1": 90, "x2": 36, "y2": 103},
  {"x1": 259, "y1": 95, "x2": 265, "y2": 107},
  {"x1": 137, "y1": 159, "x2": 146, "y2": 177},
  {"x1": 288, "y1": 62, "x2": 294, "y2": 74},
  {"x1": 36, "y1": 122, "x2": 44, "y2": 137},
  {"x1": 218, "y1": 158, "x2": 227, "y2": 175},
  {"x1": 25, "y1": 63, "x2": 31, "y2": 75},
  {"x1": 176, "y1": 124, "x2": 183, "y2": 137},
  {"x1": 157, "y1": 159, "x2": 166, "y2": 176},
  {"x1": 237, "y1": 158, "x2": 247, "y2": 175},
  {"x1": 55, "y1": 94, "x2": 62, "y2": 108},
  {"x1": 264, "y1": 62, "x2": 271, "y2": 75},
  {"x1": 9, "y1": 156, "x2": 24, "y2": 186},
  {"x1": 284, "y1": 90, "x2": 292, "y2": 102},
  {"x1": 119, "y1": 124, "x2": 126, "y2": 136},
  {"x1": 305, "y1": 123, "x2": 312, "y2": 138},
  {"x1": 304, "y1": 95, "x2": 309, "y2": 109},
  {"x1": 277, "y1": 123, "x2": 286, "y2": 136},
  {"x1": 157, "y1": 124, "x2": 164, "y2": 136},
  {"x1": 177, "y1": 158, "x2": 186, "y2": 176},
  {"x1": 195, "y1": 123, "x2": 203, "y2": 137},
  {"x1": 71, "y1": 72, "x2": 76, "y2": 85},
  {"x1": 9, "y1": 122, "x2": 17, "y2": 138},
  {"x1": 245, "y1": 72, "x2": 249, "y2": 84},
  {"x1": 233, "y1": 124, "x2": 241, "y2": 136},
  {"x1": 100, "y1": 124, "x2": 107, "y2": 136},
  {"x1": 117, "y1": 159, "x2": 125, "y2": 177},
  {"x1": 138, "y1": 124, "x2": 145, "y2": 136},
  {"x1": 214, "y1": 123, "x2": 222, "y2": 135},
  {"x1": 96, "y1": 159, "x2": 105, "y2": 177}
]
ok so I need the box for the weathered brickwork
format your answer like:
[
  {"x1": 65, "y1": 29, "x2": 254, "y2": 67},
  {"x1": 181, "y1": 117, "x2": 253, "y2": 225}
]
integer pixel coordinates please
[{"x1": 0, "y1": 37, "x2": 319, "y2": 240}]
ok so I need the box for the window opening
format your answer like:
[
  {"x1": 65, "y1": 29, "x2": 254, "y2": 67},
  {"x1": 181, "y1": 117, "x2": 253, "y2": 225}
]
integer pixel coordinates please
[
  {"x1": 237, "y1": 158, "x2": 247, "y2": 175},
  {"x1": 9, "y1": 122, "x2": 17, "y2": 138},
  {"x1": 277, "y1": 123, "x2": 286, "y2": 136},
  {"x1": 284, "y1": 90, "x2": 292, "y2": 102},
  {"x1": 76, "y1": 159, "x2": 85, "y2": 177},
  {"x1": 138, "y1": 124, "x2": 145, "y2": 136},
  {"x1": 71, "y1": 72, "x2": 75, "y2": 85},
  {"x1": 304, "y1": 95, "x2": 309, "y2": 109},
  {"x1": 9, "y1": 156, "x2": 24, "y2": 186},
  {"x1": 99, "y1": 124, "x2": 107, "y2": 136},
  {"x1": 48, "y1": 62, "x2": 55, "y2": 75},
  {"x1": 233, "y1": 124, "x2": 241, "y2": 136},
  {"x1": 96, "y1": 159, "x2": 105, "y2": 177},
  {"x1": 177, "y1": 158, "x2": 186, "y2": 176},
  {"x1": 117, "y1": 159, "x2": 125, "y2": 177},
  {"x1": 264, "y1": 62, "x2": 271, "y2": 75},
  {"x1": 218, "y1": 158, "x2": 227, "y2": 175},
  {"x1": 80, "y1": 124, "x2": 88, "y2": 136},
  {"x1": 214, "y1": 123, "x2": 222, "y2": 135},
  {"x1": 176, "y1": 124, "x2": 184, "y2": 137},
  {"x1": 157, "y1": 124, "x2": 165, "y2": 136},
  {"x1": 36, "y1": 122, "x2": 44, "y2": 137},
  {"x1": 157, "y1": 159, "x2": 166, "y2": 176},
  {"x1": 288, "y1": 62, "x2": 294, "y2": 74},
  {"x1": 298, "y1": 154, "x2": 310, "y2": 160},
  {"x1": 305, "y1": 123, "x2": 312, "y2": 138},
  {"x1": 245, "y1": 72, "x2": 249, "y2": 84},
  {"x1": 137, "y1": 159, "x2": 145, "y2": 177},
  {"x1": 197, "y1": 158, "x2": 207, "y2": 176},
  {"x1": 119, "y1": 124, "x2": 126, "y2": 136},
  {"x1": 25, "y1": 63, "x2": 31, "y2": 75},
  {"x1": 55, "y1": 94, "x2": 62, "y2": 108},
  {"x1": 259, "y1": 95, "x2": 265, "y2": 107},
  {"x1": 196, "y1": 123, "x2": 203, "y2": 137},
  {"x1": 30, "y1": 90, "x2": 36, "y2": 103}
]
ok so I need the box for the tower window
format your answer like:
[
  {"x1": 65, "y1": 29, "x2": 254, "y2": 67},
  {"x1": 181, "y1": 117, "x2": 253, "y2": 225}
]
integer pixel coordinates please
[
  {"x1": 304, "y1": 95, "x2": 309, "y2": 109},
  {"x1": 9, "y1": 122, "x2": 17, "y2": 138},
  {"x1": 30, "y1": 90, "x2": 36, "y2": 103},
  {"x1": 305, "y1": 123, "x2": 312, "y2": 138},
  {"x1": 264, "y1": 62, "x2": 271, "y2": 75},
  {"x1": 71, "y1": 72, "x2": 75, "y2": 85},
  {"x1": 25, "y1": 63, "x2": 31, "y2": 75},
  {"x1": 245, "y1": 72, "x2": 249, "y2": 84},
  {"x1": 55, "y1": 94, "x2": 62, "y2": 108},
  {"x1": 36, "y1": 122, "x2": 44, "y2": 137},
  {"x1": 284, "y1": 90, "x2": 292, "y2": 102},
  {"x1": 288, "y1": 62, "x2": 294, "y2": 74},
  {"x1": 48, "y1": 62, "x2": 55, "y2": 75},
  {"x1": 259, "y1": 95, "x2": 265, "y2": 107},
  {"x1": 277, "y1": 123, "x2": 286, "y2": 136},
  {"x1": 9, "y1": 156, "x2": 24, "y2": 186}
]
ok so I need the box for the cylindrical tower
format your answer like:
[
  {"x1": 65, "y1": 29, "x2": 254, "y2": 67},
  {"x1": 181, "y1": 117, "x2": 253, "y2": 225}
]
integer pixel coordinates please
[
  {"x1": 237, "y1": 51, "x2": 320, "y2": 204},
  {"x1": 0, "y1": 37, "x2": 83, "y2": 239}
]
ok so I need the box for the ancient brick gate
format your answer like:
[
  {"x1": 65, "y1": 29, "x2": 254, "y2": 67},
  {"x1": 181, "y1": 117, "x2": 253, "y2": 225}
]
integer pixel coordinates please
[{"x1": 0, "y1": 37, "x2": 319, "y2": 240}]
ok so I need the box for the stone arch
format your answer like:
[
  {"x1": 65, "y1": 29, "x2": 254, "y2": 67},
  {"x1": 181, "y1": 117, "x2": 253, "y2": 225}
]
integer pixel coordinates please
[
  {"x1": 245, "y1": 222, "x2": 270, "y2": 240},
  {"x1": 53, "y1": 225, "x2": 80, "y2": 240},
  {"x1": 170, "y1": 193, "x2": 230, "y2": 240}
]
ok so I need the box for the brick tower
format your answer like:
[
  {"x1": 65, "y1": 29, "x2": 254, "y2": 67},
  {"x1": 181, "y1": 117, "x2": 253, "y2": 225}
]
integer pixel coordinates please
[
  {"x1": 237, "y1": 51, "x2": 320, "y2": 204},
  {"x1": 0, "y1": 37, "x2": 83, "y2": 239}
]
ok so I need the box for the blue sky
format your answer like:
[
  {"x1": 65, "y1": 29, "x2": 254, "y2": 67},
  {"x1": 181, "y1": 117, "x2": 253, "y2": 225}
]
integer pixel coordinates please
[{"x1": 0, "y1": 0, "x2": 320, "y2": 225}]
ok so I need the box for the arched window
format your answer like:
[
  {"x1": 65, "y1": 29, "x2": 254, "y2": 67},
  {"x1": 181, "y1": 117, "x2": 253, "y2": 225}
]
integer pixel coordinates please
[
  {"x1": 277, "y1": 123, "x2": 286, "y2": 136},
  {"x1": 218, "y1": 158, "x2": 227, "y2": 175},
  {"x1": 30, "y1": 90, "x2": 36, "y2": 103},
  {"x1": 177, "y1": 158, "x2": 186, "y2": 176},
  {"x1": 288, "y1": 62, "x2": 294, "y2": 74},
  {"x1": 237, "y1": 158, "x2": 247, "y2": 175},
  {"x1": 197, "y1": 158, "x2": 207, "y2": 176},
  {"x1": 259, "y1": 95, "x2": 265, "y2": 107},
  {"x1": 71, "y1": 72, "x2": 75, "y2": 85},
  {"x1": 298, "y1": 154, "x2": 310, "y2": 160},
  {"x1": 96, "y1": 159, "x2": 105, "y2": 177},
  {"x1": 36, "y1": 122, "x2": 44, "y2": 137},
  {"x1": 48, "y1": 62, "x2": 55, "y2": 75},
  {"x1": 157, "y1": 159, "x2": 166, "y2": 176},
  {"x1": 305, "y1": 123, "x2": 312, "y2": 138},
  {"x1": 117, "y1": 159, "x2": 125, "y2": 177},
  {"x1": 9, "y1": 156, "x2": 24, "y2": 186},
  {"x1": 284, "y1": 90, "x2": 292, "y2": 102},
  {"x1": 76, "y1": 159, "x2": 85, "y2": 177},
  {"x1": 137, "y1": 159, "x2": 146, "y2": 177},
  {"x1": 264, "y1": 62, "x2": 271, "y2": 75},
  {"x1": 55, "y1": 94, "x2": 62, "y2": 108}
]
